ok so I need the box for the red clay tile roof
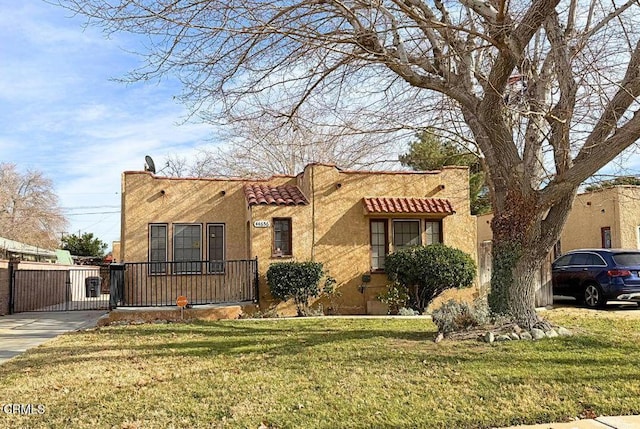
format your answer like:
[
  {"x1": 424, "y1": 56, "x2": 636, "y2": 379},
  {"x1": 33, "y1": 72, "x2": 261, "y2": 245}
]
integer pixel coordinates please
[
  {"x1": 363, "y1": 197, "x2": 454, "y2": 214},
  {"x1": 244, "y1": 184, "x2": 309, "y2": 206}
]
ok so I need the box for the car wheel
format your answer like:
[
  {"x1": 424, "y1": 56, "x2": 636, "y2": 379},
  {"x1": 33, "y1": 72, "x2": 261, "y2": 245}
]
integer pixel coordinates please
[{"x1": 584, "y1": 283, "x2": 605, "y2": 309}]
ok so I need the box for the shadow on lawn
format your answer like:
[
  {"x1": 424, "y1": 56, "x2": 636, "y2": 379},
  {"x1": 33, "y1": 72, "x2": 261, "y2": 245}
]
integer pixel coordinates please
[
  {"x1": 2, "y1": 319, "x2": 639, "y2": 383},
  {"x1": 0, "y1": 320, "x2": 433, "y2": 371}
]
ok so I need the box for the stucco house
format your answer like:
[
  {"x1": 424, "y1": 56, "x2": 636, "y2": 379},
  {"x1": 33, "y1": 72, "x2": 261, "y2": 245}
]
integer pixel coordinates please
[
  {"x1": 559, "y1": 186, "x2": 640, "y2": 252},
  {"x1": 119, "y1": 163, "x2": 477, "y2": 314},
  {"x1": 474, "y1": 185, "x2": 640, "y2": 307},
  {"x1": 477, "y1": 185, "x2": 640, "y2": 253}
]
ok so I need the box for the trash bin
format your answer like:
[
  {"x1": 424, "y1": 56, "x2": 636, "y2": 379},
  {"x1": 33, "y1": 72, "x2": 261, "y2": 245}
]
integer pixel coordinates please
[{"x1": 85, "y1": 277, "x2": 101, "y2": 298}]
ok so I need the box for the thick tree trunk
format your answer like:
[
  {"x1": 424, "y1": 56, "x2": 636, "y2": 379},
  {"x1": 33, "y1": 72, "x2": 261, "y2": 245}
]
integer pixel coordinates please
[
  {"x1": 487, "y1": 185, "x2": 551, "y2": 329},
  {"x1": 489, "y1": 234, "x2": 545, "y2": 329},
  {"x1": 488, "y1": 187, "x2": 575, "y2": 329}
]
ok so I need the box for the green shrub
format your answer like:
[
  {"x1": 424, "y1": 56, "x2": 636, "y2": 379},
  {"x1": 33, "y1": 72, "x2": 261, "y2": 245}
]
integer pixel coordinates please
[
  {"x1": 377, "y1": 282, "x2": 409, "y2": 314},
  {"x1": 385, "y1": 244, "x2": 476, "y2": 312},
  {"x1": 431, "y1": 299, "x2": 490, "y2": 334},
  {"x1": 266, "y1": 261, "x2": 334, "y2": 316}
]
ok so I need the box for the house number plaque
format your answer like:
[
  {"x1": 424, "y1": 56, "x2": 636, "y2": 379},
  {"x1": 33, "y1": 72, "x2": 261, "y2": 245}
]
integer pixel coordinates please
[{"x1": 253, "y1": 220, "x2": 271, "y2": 228}]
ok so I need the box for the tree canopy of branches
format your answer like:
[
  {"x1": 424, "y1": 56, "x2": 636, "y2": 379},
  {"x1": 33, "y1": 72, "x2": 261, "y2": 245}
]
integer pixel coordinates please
[
  {"x1": 399, "y1": 130, "x2": 491, "y2": 215},
  {"x1": 61, "y1": 232, "x2": 108, "y2": 257},
  {"x1": 164, "y1": 114, "x2": 402, "y2": 178},
  {"x1": 58, "y1": 0, "x2": 640, "y2": 328},
  {"x1": 0, "y1": 163, "x2": 67, "y2": 249}
]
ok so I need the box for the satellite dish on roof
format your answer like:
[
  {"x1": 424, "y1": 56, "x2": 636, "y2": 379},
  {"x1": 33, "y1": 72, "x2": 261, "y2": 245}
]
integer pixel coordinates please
[{"x1": 144, "y1": 155, "x2": 156, "y2": 174}]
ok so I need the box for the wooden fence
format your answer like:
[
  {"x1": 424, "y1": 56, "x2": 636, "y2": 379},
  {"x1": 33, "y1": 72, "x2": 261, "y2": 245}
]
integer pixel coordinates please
[{"x1": 478, "y1": 241, "x2": 554, "y2": 307}]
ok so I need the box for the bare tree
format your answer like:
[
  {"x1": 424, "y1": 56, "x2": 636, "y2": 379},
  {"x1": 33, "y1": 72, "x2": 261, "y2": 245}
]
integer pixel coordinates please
[
  {"x1": 58, "y1": 0, "x2": 640, "y2": 327},
  {"x1": 164, "y1": 111, "x2": 404, "y2": 178},
  {"x1": 0, "y1": 163, "x2": 68, "y2": 249}
]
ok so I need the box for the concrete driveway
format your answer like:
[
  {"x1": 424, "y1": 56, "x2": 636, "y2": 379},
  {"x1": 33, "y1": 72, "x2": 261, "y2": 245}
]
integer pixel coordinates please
[{"x1": 0, "y1": 311, "x2": 106, "y2": 366}]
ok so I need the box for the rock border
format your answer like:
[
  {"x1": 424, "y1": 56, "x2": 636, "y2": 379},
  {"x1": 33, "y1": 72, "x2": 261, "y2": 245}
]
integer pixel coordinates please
[{"x1": 483, "y1": 326, "x2": 572, "y2": 343}]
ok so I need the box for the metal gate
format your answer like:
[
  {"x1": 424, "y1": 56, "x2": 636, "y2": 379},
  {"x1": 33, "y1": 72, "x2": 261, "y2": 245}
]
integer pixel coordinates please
[{"x1": 10, "y1": 264, "x2": 110, "y2": 313}]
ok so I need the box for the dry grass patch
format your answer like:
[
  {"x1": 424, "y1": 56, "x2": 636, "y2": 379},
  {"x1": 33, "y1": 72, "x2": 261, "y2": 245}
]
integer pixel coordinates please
[{"x1": 0, "y1": 311, "x2": 639, "y2": 428}]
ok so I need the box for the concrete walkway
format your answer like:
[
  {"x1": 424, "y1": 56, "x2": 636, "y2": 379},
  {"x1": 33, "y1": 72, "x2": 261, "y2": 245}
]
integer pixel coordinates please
[
  {"x1": 499, "y1": 415, "x2": 640, "y2": 428},
  {"x1": 0, "y1": 311, "x2": 106, "y2": 366}
]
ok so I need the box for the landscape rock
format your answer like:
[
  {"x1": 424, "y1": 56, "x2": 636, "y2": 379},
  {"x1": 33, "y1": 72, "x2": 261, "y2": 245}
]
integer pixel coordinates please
[
  {"x1": 435, "y1": 332, "x2": 444, "y2": 343},
  {"x1": 531, "y1": 328, "x2": 546, "y2": 340},
  {"x1": 513, "y1": 325, "x2": 522, "y2": 334},
  {"x1": 557, "y1": 327, "x2": 572, "y2": 336},
  {"x1": 519, "y1": 331, "x2": 533, "y2": 340},
  {"x1": 545, "y1": 329, "x2": 559, "y2": 338},
  {"x1": 509, "y1": 332, "x2": 520, "y2": 340},
  {"x1": 484, "y1": 332, "x2": 495, "y2": 343},
  {"x1": 496, "y1": 334, "x2": 512, "y2": 342}
]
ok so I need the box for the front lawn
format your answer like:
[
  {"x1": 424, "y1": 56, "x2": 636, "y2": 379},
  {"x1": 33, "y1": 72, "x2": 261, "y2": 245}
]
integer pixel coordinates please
[{"x1": 1, "y1": 310, "x2": 639, "y2": 428}]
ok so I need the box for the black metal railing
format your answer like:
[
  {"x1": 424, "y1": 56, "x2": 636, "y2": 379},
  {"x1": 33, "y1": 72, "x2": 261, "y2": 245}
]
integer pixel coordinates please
[{"x1": 111, "y1": 259, "x2": 258, "y2": 308}]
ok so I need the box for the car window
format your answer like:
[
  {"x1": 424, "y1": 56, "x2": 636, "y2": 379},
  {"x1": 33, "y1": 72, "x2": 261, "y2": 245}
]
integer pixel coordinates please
[
  {"x1": 612, "y1": 253, "x2": 640, "y2": 266},
  {"x1": 586, "y1": 254, "x2": 606, "y2": 266},
  {"x1": 570, "y1": 253, "x2": 589, "y2": 265},
  {"x1": 553, "y1": 255, "x2": 572, "y2": 267}
]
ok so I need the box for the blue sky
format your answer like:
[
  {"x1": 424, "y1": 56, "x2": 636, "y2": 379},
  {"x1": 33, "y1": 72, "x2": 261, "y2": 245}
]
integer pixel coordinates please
[
  {"x1": 0, "y1": 0, "x2": 213, "y2": 248},
  {"x1": 2, "y1": 1, "x2": 640, "y2": 252}
]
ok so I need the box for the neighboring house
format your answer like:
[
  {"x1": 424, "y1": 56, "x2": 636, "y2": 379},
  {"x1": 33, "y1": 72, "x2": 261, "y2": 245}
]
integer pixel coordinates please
[
  {"x1": 478, "y1": 186, "x2": 640, "y2": 253},
  {"x1": 560, "y1": 186, "x2": 640, "y2": 252},
  {"x1": 475, "y1": 185, "x2": 640, "y2": 307},
  {"x1": 120, "y1": 163, "x2": 477, "y2": 314},
  {"x1": 0, "y1": 236, "x2": 57, "y2": 263}
]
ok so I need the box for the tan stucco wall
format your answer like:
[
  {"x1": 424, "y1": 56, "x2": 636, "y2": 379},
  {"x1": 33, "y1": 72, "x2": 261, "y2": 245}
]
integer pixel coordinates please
[
  {"x1": 121, "y1": 164, "x2": 478, "y2": 314},
  {"x1": 290, "y1": 164, "x2": 476, "y2": 314},
  {"x1": 616, "y1": 187, "x2": 640, "y2": 249},
  {"x1": 560, "y1": 186, "x2": 640, "y2": 251},
  {"x1": 112, "y1": 241, "x2": 121, "y2": 263},
  {"x1": 121, "y1": 172, "x2": 265, "y2": 262}
]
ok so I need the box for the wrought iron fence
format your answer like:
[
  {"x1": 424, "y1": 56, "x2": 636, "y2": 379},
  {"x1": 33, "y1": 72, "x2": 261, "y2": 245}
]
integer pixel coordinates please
[{"x1": 111, "y1": 259, "x2": 258, "y2": 308}]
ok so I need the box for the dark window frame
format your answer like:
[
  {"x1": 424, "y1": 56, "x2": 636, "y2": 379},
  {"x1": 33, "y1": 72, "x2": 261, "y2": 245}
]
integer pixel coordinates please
[
  {"x1": 207, "y1": 223, "x2": 225, "y2": 274},
  {"x1": 173, "y1": 223, "x2": 203, "y2": 274},
  {"x1": 392, "y1": 219, "x2": 422, "y2": 249},
  {"x1": 601, "y1": 227, "x2": 612, "y2": 249},
  {"x1": 370, "y1": 219, "x2": 389, "y2": 272},
  {"x1": 424, "y1": 219, "x2": 443, "y2": 245},
  {"x1": 149, "y1": 223, "x2": 168, "y2": 275},
  {"x1": 273, "y1": 218, "x2": 293, "y2": 257}
]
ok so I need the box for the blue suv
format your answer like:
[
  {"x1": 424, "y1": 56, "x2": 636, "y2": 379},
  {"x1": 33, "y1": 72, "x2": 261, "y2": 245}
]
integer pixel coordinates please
[{"x1": 552, "y1": 249, "x2": 640, "y2": 308}]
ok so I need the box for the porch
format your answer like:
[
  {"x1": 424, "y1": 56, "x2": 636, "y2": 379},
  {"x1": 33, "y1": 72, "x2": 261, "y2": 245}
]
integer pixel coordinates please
[{"x1": 109, "y1": 259, "x2": 258, "y2": 308}]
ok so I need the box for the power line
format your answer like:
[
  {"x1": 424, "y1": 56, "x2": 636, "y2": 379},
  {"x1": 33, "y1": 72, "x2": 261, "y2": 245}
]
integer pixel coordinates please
[
  {"x1": 61, "y1": 205, "x2": 120, "y2": 211},
  {"x1": 65, "y1": 211, "x2": 120, "y2": 216}
]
